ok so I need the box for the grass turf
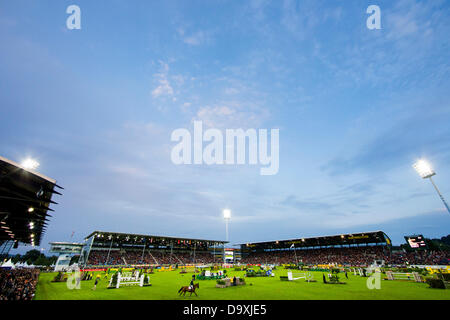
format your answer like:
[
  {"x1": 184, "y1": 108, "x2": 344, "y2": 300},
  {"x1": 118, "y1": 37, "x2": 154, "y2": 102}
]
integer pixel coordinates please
[{"x1": 34, "y1": 269, "x2": 450, "y2": 300}]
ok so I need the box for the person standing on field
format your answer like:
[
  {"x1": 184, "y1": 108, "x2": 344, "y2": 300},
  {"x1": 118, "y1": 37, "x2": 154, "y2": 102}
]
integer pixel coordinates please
[{"x1": 92, "y1": 274, "x2": 100, "y2": 290}]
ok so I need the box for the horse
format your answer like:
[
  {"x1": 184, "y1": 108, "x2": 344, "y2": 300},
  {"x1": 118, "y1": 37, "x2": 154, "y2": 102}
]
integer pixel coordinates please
[{"x1": 178, "y1": 283, "x2": 200, "y2": 296}]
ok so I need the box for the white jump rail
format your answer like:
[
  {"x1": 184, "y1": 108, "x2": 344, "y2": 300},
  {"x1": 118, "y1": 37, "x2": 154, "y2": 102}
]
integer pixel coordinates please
[
  {"x1": 287, "y1": 271, "x2": 313, "y2": 281},
  {"x1": 386, "y1": 271, "x2": 423, "y2": 282},
  {"x1": 111, "y1": 272, "x2": 149, "y2": 288}
]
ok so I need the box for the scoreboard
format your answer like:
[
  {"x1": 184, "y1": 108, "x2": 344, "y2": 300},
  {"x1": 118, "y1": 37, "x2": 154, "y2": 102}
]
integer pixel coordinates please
[
  {"x1": 225, "y1": 250, "x2": 234, "y2": 259},
  {"x1": 224, "y1": 249, "x2": 235, "y2": 263},
  {"x1": 404, "y1": 235, "x2": 427, "y2": 249}
]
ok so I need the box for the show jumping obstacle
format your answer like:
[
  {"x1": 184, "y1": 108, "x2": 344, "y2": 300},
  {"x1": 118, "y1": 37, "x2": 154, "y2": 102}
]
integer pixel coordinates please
[
  {"x1": 386, "y1": 271, "x2": 423, "y2": 282},
  {"x1": 287, "y1": 271, "x2": 314, "y2": 281},
  {"x1": 110, "y1": 271, "x2": 151, "y2": 288}
]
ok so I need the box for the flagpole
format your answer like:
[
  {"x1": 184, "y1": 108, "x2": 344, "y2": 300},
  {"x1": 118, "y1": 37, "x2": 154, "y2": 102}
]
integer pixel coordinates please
[{"x1": 291, "y1": 243, "x2": 298, "y2": 265}]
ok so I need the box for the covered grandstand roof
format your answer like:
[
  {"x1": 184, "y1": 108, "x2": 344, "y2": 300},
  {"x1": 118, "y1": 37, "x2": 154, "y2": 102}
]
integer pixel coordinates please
[
  {"x1": 85, "y1": 231, "x2": 228, "y2": 248},
  {"x1": 49, "y1": 242, "x2": 85, "y2": 254},
  {"x1": 238, "y1": 231, "x2": 391, "y2": 249},
  {"x1": 0, "y1": 156, "x2": 62, "y2": 247}
]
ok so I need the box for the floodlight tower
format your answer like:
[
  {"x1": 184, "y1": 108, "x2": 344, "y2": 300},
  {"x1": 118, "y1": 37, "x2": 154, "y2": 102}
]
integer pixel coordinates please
[
  {"x1": 413, "y1": 159, "x2": 450, "y2": 215},
  {"x1": 21, "y1": 158, "x2": 40, "y2": 170},
  {"x1": 223, "y1": 209, "x2": 231, "y2": 242}
]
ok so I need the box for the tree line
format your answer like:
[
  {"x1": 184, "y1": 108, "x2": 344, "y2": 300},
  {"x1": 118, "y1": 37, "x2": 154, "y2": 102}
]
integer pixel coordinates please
[{"x1": 9, "y1": 249, "x2": 58, "y2": 266}]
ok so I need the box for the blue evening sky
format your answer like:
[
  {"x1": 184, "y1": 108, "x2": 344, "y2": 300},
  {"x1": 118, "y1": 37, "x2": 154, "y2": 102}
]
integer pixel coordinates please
[{"x1": 1, "y1": 0, "x2": 449, "y2": 254}]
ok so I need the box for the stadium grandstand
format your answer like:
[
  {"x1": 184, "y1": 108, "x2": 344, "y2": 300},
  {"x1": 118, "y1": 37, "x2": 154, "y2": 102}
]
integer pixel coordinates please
[
  {"x1": 238, "y1": 231, "x2": 449, "y2": 266},
  {"x1": 78, "y1": 231, "x2": 228, "y2": 267}
]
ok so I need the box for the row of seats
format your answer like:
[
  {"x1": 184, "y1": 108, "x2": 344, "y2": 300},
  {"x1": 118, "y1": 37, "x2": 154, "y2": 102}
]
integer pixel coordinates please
[
  {"x1": 240, "y1": 246, "x2": 450, "y2": 266},
  {"x1": 86, "y1": 250, "x2": 219, "y2": 265}
]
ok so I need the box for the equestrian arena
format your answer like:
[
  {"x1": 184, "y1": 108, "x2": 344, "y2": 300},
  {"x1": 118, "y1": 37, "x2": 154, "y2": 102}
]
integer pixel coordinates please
[{"x1": 30, "y1": 231, "x2": 450, "y2": 300}]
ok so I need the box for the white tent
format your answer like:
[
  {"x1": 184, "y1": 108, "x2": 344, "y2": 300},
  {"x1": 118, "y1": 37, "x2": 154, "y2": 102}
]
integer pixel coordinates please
[
  {"x1": 1, "y1": 259, "x2": 15, "y2": 269},
  {"x1": 17, "y1": 262, "x2": 32, "y2": 269}
]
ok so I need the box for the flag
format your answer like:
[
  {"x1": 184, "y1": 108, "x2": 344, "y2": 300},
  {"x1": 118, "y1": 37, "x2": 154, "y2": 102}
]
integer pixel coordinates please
[{"x1": 290, "y1": 243, "x2": 295, "y2": 249}]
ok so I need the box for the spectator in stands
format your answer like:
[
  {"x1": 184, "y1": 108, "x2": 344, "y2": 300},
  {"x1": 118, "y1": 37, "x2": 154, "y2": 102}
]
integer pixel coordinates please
[
  {"x1": 240, "y1": 246, "x2": 450, "y2": 266},
  {"x1": 85, "y1": 249, "x2": 218, "y2": 266},
  {"x1": 84, "y1": 246, "x2": 449, "y2": 268},
  {"x1": 0, "y1": 268, "x2": 39, "y2": 301}
]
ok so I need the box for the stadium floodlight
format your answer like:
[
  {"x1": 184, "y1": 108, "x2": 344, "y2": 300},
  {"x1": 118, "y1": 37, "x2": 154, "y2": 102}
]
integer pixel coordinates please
[
  {"x1": 28, "y1": 207, "x2": 34, "y2": 213},
  {"x1": 223, "y1": 209, "x2": 231, "y2": 243},
  {"x1": 21, "y1": 158, "x2": 40, "y2": 170},
  {"x1": 413, "y1": 159, "x2": 450, "y2": 215},
  {"x1": 413, "y1": 159, "x2": 435, "y2": 179},
  {"x1": 223, "y1": 209, "x2": 231, "y2": 220}
]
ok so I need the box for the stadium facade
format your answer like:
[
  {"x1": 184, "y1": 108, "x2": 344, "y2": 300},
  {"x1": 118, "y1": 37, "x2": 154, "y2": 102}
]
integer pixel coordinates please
[
  {"x1": 47, "y1": 230, "x2": 399, "y2": 269},
  {"x1": 48, "y1": 231, "x2": 229, "y2": 269}
]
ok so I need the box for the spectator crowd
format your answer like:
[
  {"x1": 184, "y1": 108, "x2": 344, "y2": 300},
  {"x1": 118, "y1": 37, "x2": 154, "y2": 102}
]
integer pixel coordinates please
[
  {"x1": 0, "y1": 268, "x2": 39, "y2": 300},
  {"x1": 84, "y1": 246, "x2": 450, "y2": 267},
  {"x1": 240, "y1": 246, "x2": 450, "y2": 266},
  {"x1": 86, "y1": 249, "x2": 218, "y2": 266}
]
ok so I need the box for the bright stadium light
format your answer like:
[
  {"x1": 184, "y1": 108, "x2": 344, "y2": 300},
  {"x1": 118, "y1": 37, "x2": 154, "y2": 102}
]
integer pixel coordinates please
[
  {"x1": 413, "y1": 159, "x2": 435, "y2": 179},
  {"x1": 223, "y1": 209, "x2": 231, "y2": 220},
  {"x1": 21, "y1": 158, "x2": 40, "y2": 170},
  {"x1": 413, "y1": 159, "x2": 450, "y2": 215}
]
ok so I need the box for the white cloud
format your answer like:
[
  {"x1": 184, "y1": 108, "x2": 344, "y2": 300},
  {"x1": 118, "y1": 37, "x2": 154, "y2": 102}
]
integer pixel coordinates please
[
  {"x1": 281, "y1": 0, "x2": 321, "y2": 40},
  {"x1": 151, "y1": 61, "x2": 174, "y2": 98},
  {"x1": 181, "y1": 102, "x2": 192, "y2": 112},
  {"x1": 152, "y1": 78, "x2": 174, "y2": 98},
  {"x1": 193, "y1": 101, "x2": 269, "y2": 129},
  {"x1": 385, "y1": 0, "x2": 427, "y2": 40},
  {"x1": 224, "y1": 87, "x2": 239, "y2": 95},
  {"x1": 183, "y1": 31, "x2": 208, "y2": 46}
]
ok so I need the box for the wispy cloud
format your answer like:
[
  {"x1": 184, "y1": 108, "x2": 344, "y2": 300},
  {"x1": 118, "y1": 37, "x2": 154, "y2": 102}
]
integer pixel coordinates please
[
  {"x1": 321, "y1": 104, "x2": 450, "y2": 176},
  {"x1": 176, "y1": 25, "x2": 213, "y2": 46},
  {"x1": 280, "y1": 195, "x2": 333, "y2": 210},
  {"x1": 151, "y1": 61, "x2": 174, "y2": 98},
  {"x1": 193, "y1": 101, "x2": 270, "y2": 129},
  {"x1": 183, "y1": 30, "x2": 210, "y2": 45}
]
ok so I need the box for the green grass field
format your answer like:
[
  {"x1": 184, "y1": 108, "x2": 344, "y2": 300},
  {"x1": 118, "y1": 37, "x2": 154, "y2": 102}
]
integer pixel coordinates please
[{"x1": 34, "y1": 269, "x2": 450, "y2": 300}]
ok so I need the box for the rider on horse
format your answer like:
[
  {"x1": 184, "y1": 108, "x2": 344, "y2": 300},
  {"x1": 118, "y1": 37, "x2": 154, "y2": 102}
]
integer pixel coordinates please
[{"x1": 189, "y1": 274, "x2": 195, "y2": 290}]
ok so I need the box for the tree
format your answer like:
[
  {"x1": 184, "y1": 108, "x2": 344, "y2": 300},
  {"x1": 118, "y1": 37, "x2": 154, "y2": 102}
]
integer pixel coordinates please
[
  {"x1": 34, "y1": 255, "x2": 50, "y2": 266},
  {"x1": 22, "y1": 249, "x2": 41, "y2": 263},
  {"x1": 11, "y1": 254, "x2": 22, "y2": 264},
  {"x1": 440, "y1": 235, "x2": 450, "y2": 246}
]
